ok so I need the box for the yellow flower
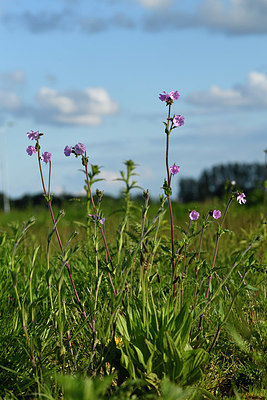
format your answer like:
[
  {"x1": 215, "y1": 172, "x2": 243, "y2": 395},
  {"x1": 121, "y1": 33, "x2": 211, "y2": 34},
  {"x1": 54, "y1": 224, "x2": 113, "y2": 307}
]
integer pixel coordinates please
[{"x1": 107, "y1": 336, "x2": 123, "y2": 348}]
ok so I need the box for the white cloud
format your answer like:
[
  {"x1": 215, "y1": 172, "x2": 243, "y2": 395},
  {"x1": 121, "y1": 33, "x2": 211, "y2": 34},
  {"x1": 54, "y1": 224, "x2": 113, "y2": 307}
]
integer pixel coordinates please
[
  {"x1": 35, "y1": 86, "x2": 119, "y2": 126},
  {"x1": 2, "y1": 0, "x2": 267, "y2": 35},
  {"x1": 198, "y1": 0, "x2": 267, "y2": 34},
  {"x1": 143, "y1": 0, "x2": 267, "y2": 35},
  {"x1": 0, "y1": 85, "x2": 119, "y2": 126},
  {"x1": 186, "y1": 71, "x2": 267, "y2": 110},
  {"x1": 37, "y1": 87, "x2": 77, "y2": 114}
]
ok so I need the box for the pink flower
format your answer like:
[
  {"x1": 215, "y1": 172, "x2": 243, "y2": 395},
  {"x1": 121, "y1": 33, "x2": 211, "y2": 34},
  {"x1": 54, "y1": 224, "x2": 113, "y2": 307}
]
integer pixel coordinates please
[
  {"x1": 41, "y1": 152, "x2": 52, "y2": 163},
  {"x1": 189, "y1": 210, "x2": 199, "y2": 221},
  {"x1": 173, "y1": 115, "x2": 185, "y2": 127},
  {"x1": 26, "y1": 145, "x2": 36, "y2": 156},
  {"x1": 170, "y1": 164, "x2": 180, "y2": 175},
  {"x1": 159, "y1": 90, "x2": 180, "y2": 102},
  {"x1": 170, "y1": 90, "x2": 180, "y2": 100},
  {"x1": 212, "y1": 210, "x2": 221, "y2": 219},
  {"x1": 27, "y1": 130, "x2": 39, "y2": 140},
  {"x1": 64, "y1": 145, "x2": 72, "y2": 157},
  {"x1": 74, "y1": 142, "x2": 86, "y2": 156},
  {"x1": 88, "y1": 214, "x2": 105, "y2": 225},
  {"x1": 237, "y1": 193, "x2": 246, "y2": 205}
]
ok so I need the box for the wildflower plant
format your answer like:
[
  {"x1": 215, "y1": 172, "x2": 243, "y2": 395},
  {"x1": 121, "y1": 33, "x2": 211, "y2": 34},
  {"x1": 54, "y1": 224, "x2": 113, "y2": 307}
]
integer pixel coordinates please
[
  {"x1": 159, "y1": 90, "x2": 184, "y2": 289},
  {"x1": 16, "y1": 89, "x2": 265, "y2": 400}
]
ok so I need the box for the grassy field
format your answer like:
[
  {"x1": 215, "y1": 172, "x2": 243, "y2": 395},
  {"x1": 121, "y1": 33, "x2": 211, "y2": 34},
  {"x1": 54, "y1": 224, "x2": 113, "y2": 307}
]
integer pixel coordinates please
[{"x1": 0, "y1": 193, "x2": 266, "y2": 399}]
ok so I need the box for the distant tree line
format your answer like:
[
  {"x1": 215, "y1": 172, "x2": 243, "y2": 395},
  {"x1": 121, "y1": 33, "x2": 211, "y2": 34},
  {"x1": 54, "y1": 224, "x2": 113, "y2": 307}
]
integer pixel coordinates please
[
  {"x1": 0, "y1": 192, "x2": 118, "y2": 211},
  {"x1": 0, "y1": 193, "x2": 75, "y2": 211},
  {"x1": 0, "y1": 162, "x2": 265, "y2": 210},
  {"x1": 178, "y1": 162, "x2": 265, "y2": 203}
]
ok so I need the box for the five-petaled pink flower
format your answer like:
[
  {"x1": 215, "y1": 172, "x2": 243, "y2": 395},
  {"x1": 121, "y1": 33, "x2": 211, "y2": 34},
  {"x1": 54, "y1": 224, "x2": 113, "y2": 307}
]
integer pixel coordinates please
[
  {"x1": 189, "y1": 210, "x2": 199, "y2": 221},
  {"x1": 173, "y1": 115, "x2": 185, "y2": 127},
  {"x1": 212, "y1": 210, "x2": 221, "y2": 220},
  {"x1": 237, "y1": 193, "x2": 246, "y2": 205},
  {"x1": 26, "y1": 146, "x2": 36, "y2": 156},
  {"x1": 159, "y1": 90, "x2": 180, "y2": 102},
  {"x1": 40, "y1": 152, "x2": 52, "y2": 164},
  {"x1": 27, "y1": 130, "x2": 39, "y2": 140},
  {"x1": 74, "y1": 143, "x2": 86, "y2": 156},
  {"x1": 64, "y1": 145, "x2": 72, "y2": 157},
  {"x1": 170, "y1": 164, "x2": 180, "y2": 175}
]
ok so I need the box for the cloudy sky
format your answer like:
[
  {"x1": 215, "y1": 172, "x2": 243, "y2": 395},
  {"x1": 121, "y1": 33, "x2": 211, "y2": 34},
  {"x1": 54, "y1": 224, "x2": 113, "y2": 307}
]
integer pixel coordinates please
[{"x1": 0, "y1": 0, "x2": 266, "y2": 200}]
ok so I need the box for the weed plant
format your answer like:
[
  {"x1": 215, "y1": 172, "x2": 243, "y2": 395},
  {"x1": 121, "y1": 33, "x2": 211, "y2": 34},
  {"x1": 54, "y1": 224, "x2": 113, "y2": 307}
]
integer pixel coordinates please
[{"x1": 0, "y1": 91, "x2": 266, "y2": 399}]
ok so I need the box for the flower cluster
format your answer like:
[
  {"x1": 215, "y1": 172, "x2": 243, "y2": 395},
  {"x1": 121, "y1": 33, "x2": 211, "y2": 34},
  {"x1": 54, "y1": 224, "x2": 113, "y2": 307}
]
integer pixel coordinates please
[
  {"x1": 159, "y1": 90, "x2": 185, "y2": 130},
  {"x1": 26, "y1": 130, "x2": 52, "y2": 163},
  {"x1": 159, "y1": 90, "x2": 180, "y2": 102},
  {"x1": 190, "y1": 209, "x2": 222, "y2": 222},
  {"x1": 64, "y1": 143, "x2": 86, "y2": 157}
]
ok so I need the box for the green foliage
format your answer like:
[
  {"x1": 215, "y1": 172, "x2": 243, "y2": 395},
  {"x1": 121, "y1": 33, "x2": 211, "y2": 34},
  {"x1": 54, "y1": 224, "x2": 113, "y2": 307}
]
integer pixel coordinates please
[
  {"x1": 0, "y1": 194, "x2": 266, "y2": 399},
  {"x1": 116, "y1": 298, "x2": 209, "y2": 391}
]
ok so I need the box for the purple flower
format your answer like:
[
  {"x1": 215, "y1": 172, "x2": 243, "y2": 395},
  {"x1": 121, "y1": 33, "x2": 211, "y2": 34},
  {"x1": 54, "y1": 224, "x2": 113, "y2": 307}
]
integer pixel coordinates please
[
  {"x1": 159, "y1": 90, "x2": 180, "y2": 102},
  {"x1": 212, "y1": 210, "x2": 221, "y2": 219},
  {"x1": 64, "y1": 145, "x2": 72, "y2": 157},
  {"x1": 189, "y1": 210, "x2": 199, "y2": 221},
  {"x1": 170, "y1": 90, "x2": 180, "y2": 100},
  {"x1": 27, "y1": 130, "x2": 39, "y2": 140},
  {"x1": 237, "y1": 193, "x2": 246, "y2": 205},
  {"x1": 26, "y1": 145, "x2": 36, "y2": 156},
  {"x1": 170, "y1": 164, "x2": 180, "y2": 175},
  {"x1": 74, "y1": 142, "x2": 86, "y2": 156},
  {"x1": 88, "y1": 214, "x2": 105, "y2": 225},
  {"x1": 173, "y1": 115, "x2": 185, "y2": 127},
  {"x1": 40, "y1": 152, "x2": 52, "y2": 164}
]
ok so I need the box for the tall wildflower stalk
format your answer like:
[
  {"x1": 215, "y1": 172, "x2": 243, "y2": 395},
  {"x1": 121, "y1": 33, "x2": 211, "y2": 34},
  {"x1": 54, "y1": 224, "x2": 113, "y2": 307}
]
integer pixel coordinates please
[
  {"x1": 26, "y1": 132, "x2": 93, "y2": 330},
  {"x1": 159, "y1": 91, "x2": 184, "y2": 293},
  {"x1": 64, "y1": 143, "x2": 117, "y2": 296}
]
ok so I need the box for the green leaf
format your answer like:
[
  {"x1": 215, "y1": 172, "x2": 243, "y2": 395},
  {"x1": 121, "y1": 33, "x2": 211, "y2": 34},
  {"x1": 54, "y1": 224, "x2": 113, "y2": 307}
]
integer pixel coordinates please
[
  {"x1": 133, "y1": 344, "x2": 146, "y2": 369},
  {"x1": 116, "y1": 313, "x2": 131, "y2": 341}
]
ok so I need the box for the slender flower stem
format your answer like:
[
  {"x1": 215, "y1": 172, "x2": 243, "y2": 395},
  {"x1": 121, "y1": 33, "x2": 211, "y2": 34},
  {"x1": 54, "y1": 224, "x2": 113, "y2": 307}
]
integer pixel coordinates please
[
  {"x1": 37, "y1": 147, "x2": 93, "y2": 330},
  {"x1": 84, "y1": 162, "x2": 117, "y2": 296},
  {"x1": 193, "y1": 212, "x2": 210, "y2": 309},
  {"x1": 165, "y1": 104, "x2": 176, "y2": 292},
  {"x1": 48, "y1": 160, "x2": 51, "y2": 200},
  {"x1": 180, "y1": 219, "x2": 191, "y2": 310},
  {"x1": 197, "y1": 212, "x2": 210, "y2": 262},
  {"x1": 205, "y1": 197, "x2": 233, "y2": 300},
  {"x1": 198, "y1": 197, "x2": 233, "y2": 331}
]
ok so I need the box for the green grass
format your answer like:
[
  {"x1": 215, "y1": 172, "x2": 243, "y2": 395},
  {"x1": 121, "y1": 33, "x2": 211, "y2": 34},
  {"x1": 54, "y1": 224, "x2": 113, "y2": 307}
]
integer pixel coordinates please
[{"x1": 0, "y1": 196, "x2": 266, "y2": 399}]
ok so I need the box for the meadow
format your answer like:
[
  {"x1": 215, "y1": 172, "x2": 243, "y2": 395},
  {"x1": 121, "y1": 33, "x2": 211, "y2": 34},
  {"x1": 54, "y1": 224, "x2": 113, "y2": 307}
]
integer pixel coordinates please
[{"x1": 0, "y1": 91, "x2": 266, "y2": 399}]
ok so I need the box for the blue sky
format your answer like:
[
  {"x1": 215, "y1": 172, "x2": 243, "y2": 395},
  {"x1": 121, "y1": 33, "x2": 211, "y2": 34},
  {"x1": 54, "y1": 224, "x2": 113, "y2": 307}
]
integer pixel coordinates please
[{"x1": 0, "y1": 0, "x2": 266, "y2": 200}]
